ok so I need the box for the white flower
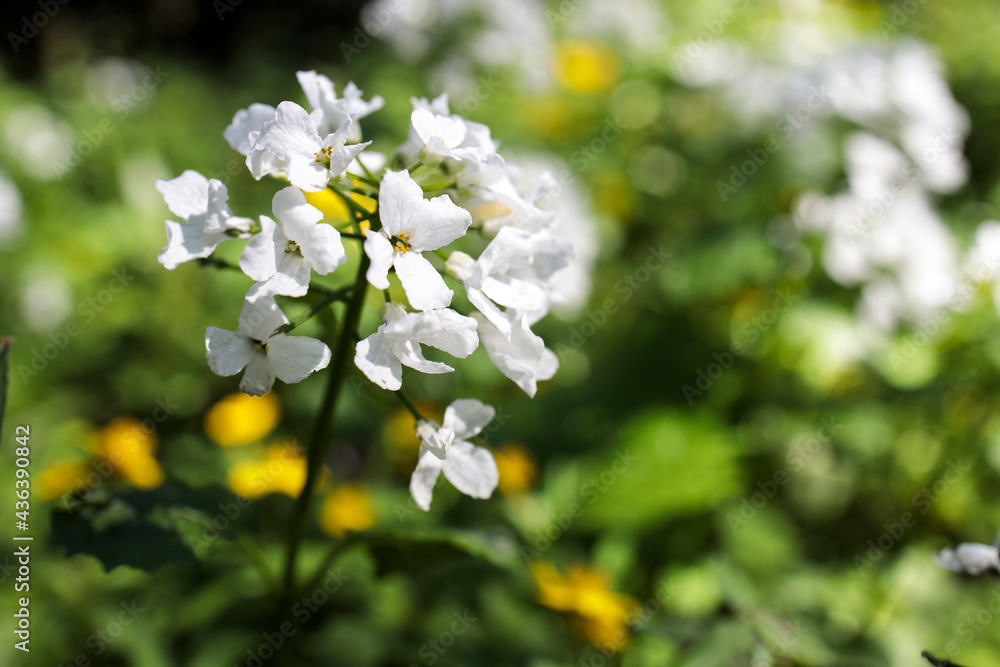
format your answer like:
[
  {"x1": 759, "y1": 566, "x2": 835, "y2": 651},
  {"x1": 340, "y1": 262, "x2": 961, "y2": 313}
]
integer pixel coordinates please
[
  {"x1": 410, "y1": 399, "x2": 499, "y2": 511},
  {"x1": 446, "y1": 226, "x2": 572, "y2": 338},
  {"x1": 934, "y1": 541, "x2": 1000, "y2": 576},
  {"x1": 155, "y1": 170, "x2": 252, "y2": 270},
  {"x1": 251, "y1": 101, "x2": 370, "y2": 192},
  {"x1": 398, "y1": 94, "x2": 499, "y2": 166},
  {"x1": 364, "y1": 170, "x2": 472, "y2": 310},
  {"x1": 297, "y1": 71, "x2": 384, "y2": 141},
  {"x1": 224, "y1": 103, "x2": 277, "y2": 156},
  {"x1": 474, "y1": 310, "x2": 558, "y2": 397},
  {"x1": 354, "y1": 302, "x2": 479, "y2": 391},
  {"x1": 240, "y1": 186, "x2": 347, "y2": 302},
  {"x1": 205, "y1": 297, "x2": 331, "y2": 396},
  {"x1": 0, "y1": 170, "x2": 23, "y2": 246}
]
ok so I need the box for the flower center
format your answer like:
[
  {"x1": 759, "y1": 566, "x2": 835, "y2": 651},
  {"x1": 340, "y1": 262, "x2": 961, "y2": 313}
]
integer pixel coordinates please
[
  {"x1": 390, "y1": 233, "x2": 411, "y2": 254},
  {"x1": 285, "y1": 240, "x2": 300, "y2": 255},
  {"x1": 313, "y1": 146, "x2": 333, "y2": 169}
]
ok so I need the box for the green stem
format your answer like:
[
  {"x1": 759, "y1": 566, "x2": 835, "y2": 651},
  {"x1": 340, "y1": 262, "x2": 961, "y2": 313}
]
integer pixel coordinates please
[
  {"x1": 238, "y1": 532, "x2": 279, "y2": 597},
  {"x1": 272, "y1": 287, "x2": 352, "y2": 336},
  {"x1": 395, "y1": 390, "x2": 424, "y2": 421},
  {"x1": 299, "y1": 534, "x2": 362, "y2": 595},
  {"x1": 279, "y1": 252, "x2": 371, "y2": 606}
]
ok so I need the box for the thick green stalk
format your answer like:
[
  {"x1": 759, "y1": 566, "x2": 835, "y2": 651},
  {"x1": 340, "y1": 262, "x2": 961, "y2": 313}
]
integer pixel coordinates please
[{"x1": 279, "y1": 252, "x2": 370, "y2": 604}]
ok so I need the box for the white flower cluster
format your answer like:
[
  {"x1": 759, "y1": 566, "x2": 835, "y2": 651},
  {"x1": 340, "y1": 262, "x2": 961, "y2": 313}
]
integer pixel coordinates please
[
  {"x1": 792, "y1": 41, "x2": 970, "y2": 335},
  {"x1": 155, "y1": 71, "x2": 583, "y2": 509}
]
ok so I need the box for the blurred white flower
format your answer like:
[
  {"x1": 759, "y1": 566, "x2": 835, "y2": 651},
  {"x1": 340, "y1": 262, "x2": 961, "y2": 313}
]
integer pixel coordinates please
[
  {"x1": 4, "y1": 105, "x2": 73, "y2": 181},
  {"x1": 0, "y1": 171, "x2": 24, "y2": 246},
  {"x1": 934, "y1": 541, "x2": 1000, "y2": 577}
]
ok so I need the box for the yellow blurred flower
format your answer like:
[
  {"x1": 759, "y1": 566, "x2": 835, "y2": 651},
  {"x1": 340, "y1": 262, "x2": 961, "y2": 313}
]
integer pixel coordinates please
[
  {"x1": 532, "y1": 561, "x2": 638, "y2": 652},
  {"x1": 303, "y1": 187, "x2": 376, "y2": 223},
  {"x1": 204, "y1": 392, "x2": 282, "y2": 447},
  {"x1": 37, "y1": 461, "x2": 91, "y2": 500},
  {"x1": 382, "y1": 403, "x2": 440, "y2": 473},
  {"x1": 228, "y1": 441, "x2": 307, "y2": 499},
  {"x1": 494, "y1": 442, "x2": 537, "y2": 495},
  {"x1": 319, "y1": 484, "x2": 376, "y2": 537},
  {"x1": 97, "y1": 417, "x2": 164, "y2": 489},
  {"x1": 555, "y1": 41, "x2": 620, "y2": 95}
]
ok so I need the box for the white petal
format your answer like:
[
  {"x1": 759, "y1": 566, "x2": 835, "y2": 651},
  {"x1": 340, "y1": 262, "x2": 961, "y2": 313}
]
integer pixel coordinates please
[
  {"x1": 205, "y1": 327, "x2": 254, "y2": 376},
  {"x1": 258, "y1": 101, "x2": 328, "y2": 191},
  {"x1": 156, "y1": 170, "x2": 208, "y2": 222},
  {"x1": 239, "y1": 216, "x2": 282, "y2": 282},
  {"x1": 272, "y1": 186, "x2": 323, "y2": 229},
  {"x1": 442, "y1": 441, "x2": 498, "y2": 501},
  {"x1": 296, "y1": 70, "x2": 335, "y2": 114},
  {"x1": 266, "y1": 335, "x2": 332, "y2": 384},
  {"x1": 405, "y1": 194, "x2": 472, "y2": 251},
  {"x1": 158, "y1": 220, "x2": 229, "y2": 270},
  {"x1": 377, "y1": 170, "x2": 425, "y2": 237},
  {"x1": 466, "y1": 286, "x2": 511, "y2": 339},
  {"x1": 238, "y1": 296, "x2": 288, "y2": 342},
  {"x1": 354, "y1": 334, "x2": 403, "y2": 390},
  {"x1": 475, "y1": 312, "x2": 557, "y2": 397},
  {"x1": 482, "y1": 276, "x2": 549, "y2": 312},
  {"x1": 410, "y1": 448, "x2": 445, "y2": 511},
  {"x1": 394, "y1": 251, "x2": 453, "y2": 311},
  {"x1": 240, "y1": 352, "x2": 276, "y2": 396},
  {"x1": 246, "y1": 135, "x2": 288, "y2": 181},
  {"x1": 246, "y1": 252, "x2": 312, "y2": 301},
  {"x1": 363, "y1": 231, "x2": 395, "y2": 290},
  {"x1": 224, "y1": 103, "x2": 276, "y2": 155},
  {"x1": 414, "y1": 309, "x2": 479, "y2": 358},
  {"x1": 411, "y1": 109, "x2": 466, "y2": 151},
  {"x1": 444, "y1": 399, "x2": 495, "y2": 440},
  {"x1": 394, "y1": 339, "x2": 455, "y2": 374},
  {"x1": 299, "y1": 221, "x2": 346, "y2": 276}
]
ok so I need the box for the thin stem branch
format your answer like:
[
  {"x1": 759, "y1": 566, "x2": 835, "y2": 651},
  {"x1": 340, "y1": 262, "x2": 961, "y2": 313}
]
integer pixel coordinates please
[
  {"x1": 238, "y1": 532, "x2": 279, "y2": 597},
  {"x1": 395, "y1": 390, "x2": 425, "y2": 421},
  {"x1": 279, "y1": 252, "x2": 371, "y2": 606},
  {"x1": 299, "y1": 534, "x2": 362, "y2": 595},
  {"x1": 272, "y1": 287, "x2": 352, "y2": 336}
]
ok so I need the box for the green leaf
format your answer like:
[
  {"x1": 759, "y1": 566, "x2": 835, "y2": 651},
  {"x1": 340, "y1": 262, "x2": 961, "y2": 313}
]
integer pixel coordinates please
[
  {"x1": 545, "y1": 410, "x2": 743, "y2": 530},
  {"x1": 361, "y1": 528, "x2": 524, "y2": 576},
  {"x1": 52, "y1": 507, "x2": 199, "y2": 572}
]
